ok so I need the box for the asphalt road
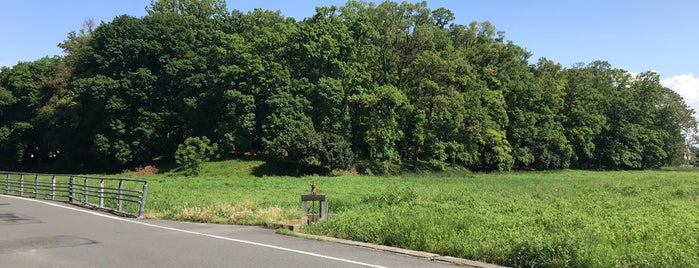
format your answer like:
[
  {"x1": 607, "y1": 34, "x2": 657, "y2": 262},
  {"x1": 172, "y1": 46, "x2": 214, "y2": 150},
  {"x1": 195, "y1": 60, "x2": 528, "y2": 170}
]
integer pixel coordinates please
[{"x1": 0, "y1": 194, "x2": 459, "y2": 268}]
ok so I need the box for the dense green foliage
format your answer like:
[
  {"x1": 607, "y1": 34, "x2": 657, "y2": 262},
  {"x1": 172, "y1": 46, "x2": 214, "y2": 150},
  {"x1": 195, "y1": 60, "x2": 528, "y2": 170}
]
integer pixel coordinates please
[
  {"x1": 174, "y1": 136, "x2": 218, "y2": 175},
  {"x1": 265, "y1": 125, "x2": 354, "y2": 175},
  {"x1": 136, "y1": 159, "x2": 699, "y2": 267},
  {"x1": 0, "y1": 0, "x2": 696, "y2": 172}
]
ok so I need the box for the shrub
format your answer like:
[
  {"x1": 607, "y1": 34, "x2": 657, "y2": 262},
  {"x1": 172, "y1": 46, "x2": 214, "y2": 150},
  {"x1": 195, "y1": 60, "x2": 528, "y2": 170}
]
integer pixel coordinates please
[
  {"x1": 265, "y1": 123, "x2": 357, "y2": 175},
  {"x1": 175, "y1": 136, "x2": 218, "y2": 176},
  {"x1": 265, "y1": 125, "x2": 324, "y2": 175}
]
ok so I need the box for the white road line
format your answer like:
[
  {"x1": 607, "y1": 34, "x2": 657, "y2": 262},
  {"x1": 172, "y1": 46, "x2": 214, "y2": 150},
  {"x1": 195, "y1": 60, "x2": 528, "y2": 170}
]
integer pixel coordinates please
[{"x1": 1, "y1": 195, "x2": 388, "y2": 268}]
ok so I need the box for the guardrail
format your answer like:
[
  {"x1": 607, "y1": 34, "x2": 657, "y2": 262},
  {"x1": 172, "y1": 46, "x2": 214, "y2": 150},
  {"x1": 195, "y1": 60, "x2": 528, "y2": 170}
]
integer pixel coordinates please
[{"x1": 1, "y1": 171, "x2": 147, "y2": 218}]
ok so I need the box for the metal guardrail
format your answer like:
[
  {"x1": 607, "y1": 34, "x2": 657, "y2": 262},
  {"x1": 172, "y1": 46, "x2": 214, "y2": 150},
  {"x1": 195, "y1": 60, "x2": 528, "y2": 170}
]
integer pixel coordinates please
[{"x1": 1, "y1": 171, "x2": 147, "y2": 217}]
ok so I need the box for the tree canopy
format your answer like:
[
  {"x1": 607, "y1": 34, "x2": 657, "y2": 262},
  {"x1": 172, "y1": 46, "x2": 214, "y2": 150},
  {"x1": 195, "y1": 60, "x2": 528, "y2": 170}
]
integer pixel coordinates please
[{"x1": 0, "y1": 0, "x2": 695, "y2": 173}]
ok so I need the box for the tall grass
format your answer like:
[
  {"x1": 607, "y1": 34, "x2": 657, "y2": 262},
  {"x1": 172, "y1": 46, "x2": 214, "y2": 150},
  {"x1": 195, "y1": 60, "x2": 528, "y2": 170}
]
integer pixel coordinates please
[{"x1": 131, "y1": 160, "x2": 699, "y2": 267}]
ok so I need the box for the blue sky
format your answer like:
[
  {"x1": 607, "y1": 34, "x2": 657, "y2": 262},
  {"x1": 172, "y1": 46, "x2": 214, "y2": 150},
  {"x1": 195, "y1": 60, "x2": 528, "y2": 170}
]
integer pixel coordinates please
[{"x1": 2, "y1": 0, "x2": 698, "y2": 116}]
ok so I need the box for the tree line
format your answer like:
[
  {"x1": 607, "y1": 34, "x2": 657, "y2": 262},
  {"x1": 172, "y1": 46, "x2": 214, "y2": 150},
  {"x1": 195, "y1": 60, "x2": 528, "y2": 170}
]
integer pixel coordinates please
[{"x1": 0, "y1": 0, "x2": 696, "y2": 173}]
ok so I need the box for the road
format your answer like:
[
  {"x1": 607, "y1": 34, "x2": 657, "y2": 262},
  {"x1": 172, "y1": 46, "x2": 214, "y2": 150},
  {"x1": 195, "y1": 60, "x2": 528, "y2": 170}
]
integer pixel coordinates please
[{"x1": 0, "y1": 194, "x2": 460, "y2": 268}]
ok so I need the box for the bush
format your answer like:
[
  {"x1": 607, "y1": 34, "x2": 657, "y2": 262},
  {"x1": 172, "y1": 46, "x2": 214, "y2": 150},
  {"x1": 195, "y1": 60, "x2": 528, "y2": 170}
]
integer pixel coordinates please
[
  {"x1": 175, "y1": 136, "x2": 218, "y2": 176},
  {"x1": 265, "y1": 125, "x2": 324, "y2": 175},
  {"x1": 265, "y1": 125, "x2": 357, "y2": 175}
]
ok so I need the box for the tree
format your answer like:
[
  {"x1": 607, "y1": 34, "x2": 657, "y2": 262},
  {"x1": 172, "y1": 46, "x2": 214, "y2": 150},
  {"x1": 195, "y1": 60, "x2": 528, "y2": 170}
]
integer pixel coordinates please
[
  {"x1": 320, "y1": 132, "x2": 354, "y2": 171},
  {"x1": 308, "y1": 78, "x2": 350, "y2": 137},
  {"x1": 3, "y1": 0, "x2": 697, "y2": 174},
  {"x1": 265, "y1": 125, "x2": 354, "y2": 174},
  {"x1": 657, "y1": 86, "x2": 697, "y2": 166},
  {"x1": 354, "y1": 85, "x2": 407, "y2": 172},
  {"x1": 261, "y1": 90, "x2": 312, "y2": 143},
  {"x1": 0, "y1": 83, "x2": 15, "y2": 109},
  {"x1": 175, "y1": 136, "x2": 218, "y2": 176},
  {"x1": 265, "y1": 124, "x2": 324, "y2": 175},
  {"x1": 214, "y1": 89, "x2": 256, "y2": 156},
  {"x1": 513, "y1": 58, "x2": 572, "y2": 169},
  {"x1": 147, "y1": 0, "x2": 228, "y2": 19},
  {"x1": 0, "y1": 57, "x2": 63, "y2": 168},
  {"x1": 562, "y1": 62, "x2": 613, "y2": 168}
]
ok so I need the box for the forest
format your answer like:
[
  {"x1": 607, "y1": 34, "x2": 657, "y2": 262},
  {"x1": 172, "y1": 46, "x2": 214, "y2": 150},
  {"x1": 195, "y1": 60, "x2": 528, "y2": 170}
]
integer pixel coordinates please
[{"x1": 0, "y1": 0, "x2": 696, "y2": 173}]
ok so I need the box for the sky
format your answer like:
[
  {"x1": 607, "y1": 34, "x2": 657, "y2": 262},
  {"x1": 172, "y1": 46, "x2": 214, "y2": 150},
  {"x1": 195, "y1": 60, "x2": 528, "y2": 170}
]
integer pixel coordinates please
[{"x1": 1, "y1": 0, "x2": 698, "y2": 118}]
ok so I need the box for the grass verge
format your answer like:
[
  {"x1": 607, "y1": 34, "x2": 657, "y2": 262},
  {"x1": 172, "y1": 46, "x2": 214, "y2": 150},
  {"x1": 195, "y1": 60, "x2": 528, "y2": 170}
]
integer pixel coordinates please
[{"x1": 126, "y1": 160, "x2": 699, "y2": 267}]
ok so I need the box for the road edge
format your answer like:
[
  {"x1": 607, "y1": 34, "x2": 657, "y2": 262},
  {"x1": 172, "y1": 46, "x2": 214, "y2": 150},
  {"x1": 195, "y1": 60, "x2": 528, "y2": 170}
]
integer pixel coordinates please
[{"x1": 279, "y1": 231, "x2": 509, "y2": 268}]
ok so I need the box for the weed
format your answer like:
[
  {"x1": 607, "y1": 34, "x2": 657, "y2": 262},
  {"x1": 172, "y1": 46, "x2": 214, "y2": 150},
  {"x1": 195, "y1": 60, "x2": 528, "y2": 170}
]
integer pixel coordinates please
[
  {"x1": 360, "y1": 186, "x2": 417, "y2": 207},
  {"x1": 508, "y1": 237, "x2": 581, "y2": 268},
  {"x1": 131, "y1": 160, "x2": 699, "y2": 268}
]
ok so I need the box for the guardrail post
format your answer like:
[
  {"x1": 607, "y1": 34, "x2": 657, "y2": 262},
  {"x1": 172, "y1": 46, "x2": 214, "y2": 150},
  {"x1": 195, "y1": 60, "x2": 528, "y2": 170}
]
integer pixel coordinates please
[
  {"x1": 34, "y1": 174, "x2": 39, "y2": 198},
  {"x1": 51, "y1": 175, "x2": 56, "y2": 200},
  {"x1": 138, "y1": 183, "x2": 148, "y2": 218},
  {"x1": 69, "y1": 176, "x2": 75, "y2": 202},
  {"x1": 19, "y1": 174, "x2": 24, "y2": 196},
  {"x1": 99, "y1": 179, "x2": 104, "y2": 208},
  {"x1": 1, "y1": 172, "x2": 146, "y2": 218},
  {"x1": 83, "y1": 178, "x2": 89, "y2": 205},
  {"x1": 117, "y1": 180, "x2": 124, "y2": 212}
]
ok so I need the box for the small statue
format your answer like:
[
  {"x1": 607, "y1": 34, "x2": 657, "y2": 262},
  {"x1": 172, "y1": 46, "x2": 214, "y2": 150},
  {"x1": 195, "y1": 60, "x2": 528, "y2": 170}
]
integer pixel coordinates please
[{"x1": 310, "y1": 181, "x2": 317, "y2": 195}]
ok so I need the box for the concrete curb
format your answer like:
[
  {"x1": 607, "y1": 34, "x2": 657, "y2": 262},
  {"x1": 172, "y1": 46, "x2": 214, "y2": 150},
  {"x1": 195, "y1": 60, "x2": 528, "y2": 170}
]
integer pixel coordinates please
[{"x1": 288, "y1": 232, "x2": 509, "y2": 268}]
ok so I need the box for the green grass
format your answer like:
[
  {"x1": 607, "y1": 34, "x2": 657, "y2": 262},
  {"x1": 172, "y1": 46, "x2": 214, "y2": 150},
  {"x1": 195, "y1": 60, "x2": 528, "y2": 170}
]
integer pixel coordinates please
[{"x1": 129, "y1": 160, "x2": 699, "y2": 267}]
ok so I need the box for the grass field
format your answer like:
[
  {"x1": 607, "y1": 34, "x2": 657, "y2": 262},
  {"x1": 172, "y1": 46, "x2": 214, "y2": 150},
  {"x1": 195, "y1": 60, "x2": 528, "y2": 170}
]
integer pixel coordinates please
[{"x1": 128, "y1": 160, "x2": 699, "y2": 267}]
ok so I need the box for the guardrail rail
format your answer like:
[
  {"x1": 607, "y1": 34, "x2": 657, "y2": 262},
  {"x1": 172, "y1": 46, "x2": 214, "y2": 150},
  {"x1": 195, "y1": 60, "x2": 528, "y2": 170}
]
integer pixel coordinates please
[{"x1": 2, "y1": 171, "x2": 147, "y2": 217}]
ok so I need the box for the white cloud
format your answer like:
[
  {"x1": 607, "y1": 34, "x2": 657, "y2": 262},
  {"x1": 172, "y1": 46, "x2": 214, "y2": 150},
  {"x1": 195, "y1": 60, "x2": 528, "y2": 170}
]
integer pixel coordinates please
[{"x1": 661, "y1": 74, "x2": 699, "y2": 117}]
